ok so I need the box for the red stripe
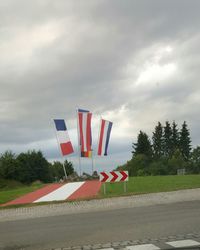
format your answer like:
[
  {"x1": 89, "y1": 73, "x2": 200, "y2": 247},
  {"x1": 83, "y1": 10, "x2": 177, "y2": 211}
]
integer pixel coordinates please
[
  {"x1": 98, "y1": 120, "x2": 105, "y2": 155},
  {"x1": 60, "y1": 142, "x2": 74, "y2": 155},
  {"x1": 78, "y1": 113, "x2": 84, "y2": 152},
  {"x1": 86, "y1": 113, "x2": 92, "y2": 151},
  {"x1": 68, "y1": 180, "x2": 101, "y2": 200},
  {"x1": 2, "y1": 183, "x2": 63, "y2": 206}
]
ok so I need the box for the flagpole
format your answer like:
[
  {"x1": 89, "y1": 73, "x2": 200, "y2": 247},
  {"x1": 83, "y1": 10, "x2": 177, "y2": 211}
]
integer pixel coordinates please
[
  {"x1": 52, "y1": 119, "x2": 67, "y2": 180},
  {"x1": 62, "y1": 158, "x2": 68, "y2": 181},
  {"x1": 91, "y1": 149, "x2": 94, "y2": 175},
  {"x1": 76, "y1": 109, "x2": 82, "y2": 177},
  {"x1": 95, "y1": 115, "x2": 102, "y2": 175}
]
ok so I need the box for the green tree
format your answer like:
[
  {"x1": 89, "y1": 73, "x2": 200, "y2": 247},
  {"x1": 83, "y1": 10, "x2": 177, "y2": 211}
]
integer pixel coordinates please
[
  {"x1": 64, "y1": 160, "x2": 75, "y2": 176},
  {"x1": 133, "y1": 131, "x2": 152, "y2": 158},
  {"x1": 189, "y1": 146, "x2": 200, "y2": 174},
  {"x1": 171, "y1": 121, "x2": 179, "y2": 154},
  {"x1": 127, "y1": 154, "x2": 150, "y2": 176},
  {"x1": 149, "y1": 159, "x2": 168, "y2": 175},
  {"x1": 50, "y1": 160, "x2": 75, "y2": 180},
  {"x1": 163, "y1": 121, "x2": 173, "y2": 158},
  {"x1": 152, "y1": 122, "x2": 163, "y2": 159},
  {"x1": 16, "y1": 150, "x2": 51, "y2": 184},
  {"x1": 167, "y1": 149, "x2": 186, "y2": 175},
  {"x1": 179, "y1": 121, "x2": 191, "y2": 161},
  {"x1": 49, "y1": 161, "x2": 64, "y2": 181},
  {"x1": 0, "y1": 151, "x2": 18, "y2": 180}
]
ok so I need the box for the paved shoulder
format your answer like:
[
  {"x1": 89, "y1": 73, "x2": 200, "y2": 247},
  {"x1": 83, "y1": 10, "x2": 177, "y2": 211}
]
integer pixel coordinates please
[{"x1": 0, "y1": 188, "x2": 200, "y2": 222}]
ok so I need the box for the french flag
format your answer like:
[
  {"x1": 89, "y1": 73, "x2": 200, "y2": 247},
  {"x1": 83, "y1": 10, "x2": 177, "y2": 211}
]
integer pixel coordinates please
[
  {"x1": 54, "y1": 119, "x2": 74, "y2": 156},
  {"x1": 77, "y1": 109, "x2": 92, "y2": 157},
  {"x1": 97, "y1": 119, "x2": 113, "y2": 156}
]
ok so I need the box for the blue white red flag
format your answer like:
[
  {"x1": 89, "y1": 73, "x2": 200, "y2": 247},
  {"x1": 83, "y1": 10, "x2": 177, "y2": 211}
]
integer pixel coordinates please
[
  {"x1": 97, "y1": 119, "x2": 113, "y2": 156},
  {"x1": 54, "y1": 119, "x2": 74, "y2": 156},
  {"x1": 77, "y1": 109, "x2": 92, "y2": 157}
]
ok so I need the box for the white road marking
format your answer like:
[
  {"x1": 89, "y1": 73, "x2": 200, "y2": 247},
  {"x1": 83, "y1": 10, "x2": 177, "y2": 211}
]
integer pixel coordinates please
[
  {"x1": 166, "y1": 239, "x2": 200, "y2": 248},
  {"x1": 34, "y1": 182, "x2": 85, "y2": 202},
  {"x1": 126, "y1": 244, "x2": 160, "y2": 250},
  {"x1": 101, "y1": 249, "x2": 114, "y2": 250}
]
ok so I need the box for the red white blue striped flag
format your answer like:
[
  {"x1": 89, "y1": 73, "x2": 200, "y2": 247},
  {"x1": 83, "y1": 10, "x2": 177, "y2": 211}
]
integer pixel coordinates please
[
  {"x1": 97, "y1": 119, "x2": 113, "y2": 156},
  {"x1": 54, "y1": 119, "x2": 74, "y2": 156},
  {"x1": 77, "y1": 109, "x2": 92, "y2": 157}
]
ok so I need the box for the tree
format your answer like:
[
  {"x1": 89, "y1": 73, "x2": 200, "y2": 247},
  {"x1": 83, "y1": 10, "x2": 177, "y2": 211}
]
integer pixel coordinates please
[
  {"x1": 167, "y1": 149, "x2": 186, "y2": 175},
  {"x1": 16, "y1": 150, "x2": 51, "y2": 184},
  {"x1": 127, "y1": 154, "x2": 150, "y2": 176},
  {"x1": 163, "y1": 121, "x2": 173, "y2": 158},
  {"x1": 132, "y1": 131, "x2": 152, "y2": 158},
  {"x1": 149, "y1": 159, "x2": 168, "y2": 175},
  {"x1": 50, "y1": 160, "x2": 75, "y2": 180},
  {"x1": 64, "y1": 160, "x2": 75, "y2": 176},
  {"x1": 152, "y1": 122, "x2": 163, "y2": 159},
  {"x1": 171, "y1": 121, "x2": 179, "y2": 154},
  {"x1": 179, "y1": 121, "x2": 191, "y2": 161},
  {"x1": 189, "y1": 146, "x2": 200, "y2": 174},
  {"x1": 49, "y1": 161, "x2": 64, "y2": 181},
  {"x1": 0, "y1": 151, "x2": 18, "y2": 180}
]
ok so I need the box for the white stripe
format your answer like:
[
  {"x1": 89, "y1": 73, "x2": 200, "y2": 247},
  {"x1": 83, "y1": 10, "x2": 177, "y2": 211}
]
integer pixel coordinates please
[
  {"x1": 34, "y1": 182, "x2": 85, "y2": 202},
  {"x1": 116, "y1": 172, "x2": 122, "y2": 182},
  {"x1": 101, "y1": 121, "x2": 109, "y2": 155},
  {"x1": 106, "y1": 173, "x2": 113, "y2": 182},
  {"x1": 82, "y1": 113, "x2": 88, "y2": 152},
  {"x1": 99, "y1": 249, "x2": 114, "y2": 250},
  {"x1": 56, "y1": 131, "x2": 70, "y2": 144},
  {"x1": 126, "y1": 244, "x2": 160, "y2": 250},
  {"x1": 166, "y1": 239, "x2": 200, "y2": 248}
]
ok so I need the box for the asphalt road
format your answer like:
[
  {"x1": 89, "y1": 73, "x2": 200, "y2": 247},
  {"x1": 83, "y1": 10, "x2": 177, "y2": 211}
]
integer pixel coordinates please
[{"x1": 0, "y1": 200, "x2": 200, "y2": 250}]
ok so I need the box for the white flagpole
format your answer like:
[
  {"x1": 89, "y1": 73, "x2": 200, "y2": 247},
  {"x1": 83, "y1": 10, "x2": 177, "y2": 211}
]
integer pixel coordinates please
[
  {"x1": 52, "y1": 119, "x2": 67, "y2": 180},
  {"x1": 76, "y1": 109, "x2": 82, "y2": 176},
  {"x1": 96, "y1": 116, "x2": 103, "y2": 173}
]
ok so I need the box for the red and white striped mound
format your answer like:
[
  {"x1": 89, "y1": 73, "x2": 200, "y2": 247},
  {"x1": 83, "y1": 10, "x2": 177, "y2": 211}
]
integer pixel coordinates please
[{"x1": 3, "y1": 180, "x2": 101, "y2": 206}]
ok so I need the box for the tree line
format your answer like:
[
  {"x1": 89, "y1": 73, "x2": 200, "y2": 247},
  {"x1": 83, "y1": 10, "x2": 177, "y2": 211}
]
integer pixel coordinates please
[
  {"x1": 117, "y1": 121, "x2": 200, "y2": 176},
  {"x1": 0, "y1": 150, "x2": 75, "y2": 184}
]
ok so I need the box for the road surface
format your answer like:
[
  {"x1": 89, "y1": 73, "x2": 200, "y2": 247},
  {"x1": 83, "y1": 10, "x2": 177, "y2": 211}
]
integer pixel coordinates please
[{"x1": 0, "y1": 200, "x2": 200, "y2": 250}]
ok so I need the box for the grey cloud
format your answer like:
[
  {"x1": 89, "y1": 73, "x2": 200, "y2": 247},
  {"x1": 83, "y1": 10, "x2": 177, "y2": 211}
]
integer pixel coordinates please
[{"x1": 0, "y1": 0, "x2": 200, "y2": 169}]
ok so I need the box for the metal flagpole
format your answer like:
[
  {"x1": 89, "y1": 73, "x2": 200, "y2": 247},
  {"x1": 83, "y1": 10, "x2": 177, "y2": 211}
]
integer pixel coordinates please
[
  {"x1": 90, "y1": 112, "x2": 94, "y2": 176},
  {"x1": 91, "y1": 150, "x2": 94, "y2": 175},
  {"x1": 62, "y1": 157, "x2": 68, "y2": 181},
  {"x1": 52, "y1": 119, "x2": 67, "y2": 180},
  {"x1": 76, "y1": 109, "x2": 82, "y2": 176},
  {"x1": 95, "y1": 115, "x2": 102, "y2": 175}
]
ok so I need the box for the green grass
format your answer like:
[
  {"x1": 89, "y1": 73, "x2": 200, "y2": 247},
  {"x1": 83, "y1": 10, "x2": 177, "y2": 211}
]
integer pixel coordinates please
[
  {"x1": 0, "y1": 182, "x2": 45, "y2": 205},
  {"x1": 100, "y1": 175, "x2": 200, "y2": 197}
]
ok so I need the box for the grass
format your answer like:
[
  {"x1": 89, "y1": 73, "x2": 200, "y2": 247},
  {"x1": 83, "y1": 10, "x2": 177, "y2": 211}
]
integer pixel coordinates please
[
  {"x1": 100, "y1": 175, "x2": 200, "y2": 197},
  {"x1": 0, "y1": 182, "x2": 45, "y2": 205}
]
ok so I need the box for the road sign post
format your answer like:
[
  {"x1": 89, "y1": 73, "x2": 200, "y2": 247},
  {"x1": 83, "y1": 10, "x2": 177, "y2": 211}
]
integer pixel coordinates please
[
  {"x1": 99, "y1": 171, "x2": 129, "y2": 194},
  {"x1": 103, "y1": 183, "x2": 106, "y2": 195}
]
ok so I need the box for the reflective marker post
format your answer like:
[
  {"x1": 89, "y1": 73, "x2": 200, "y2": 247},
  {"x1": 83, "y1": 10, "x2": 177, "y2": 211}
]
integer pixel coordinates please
[
  {"x1": 100, "y1": 171, "x2": 129, "y2": 195},
  {"x1": 103, "y1": 183, "x2": 106, "y2": 195},
  {"x1": 124, "y1": 181, "x2": 127, "y2": 193}
]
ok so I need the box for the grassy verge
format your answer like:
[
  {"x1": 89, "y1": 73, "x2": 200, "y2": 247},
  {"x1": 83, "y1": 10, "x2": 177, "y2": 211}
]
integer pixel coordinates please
[
  {"x1": 0, "y1": 183, "x2": 45, "y2": 205},
  {"x1": 100, "y1": 175, "x2": 200, "y2": 197}
]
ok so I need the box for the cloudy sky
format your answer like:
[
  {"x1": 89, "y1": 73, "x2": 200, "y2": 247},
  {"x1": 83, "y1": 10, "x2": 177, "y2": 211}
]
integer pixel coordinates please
[{"x1": 0, "y1": 0, "x2": 200, "y2": 173}]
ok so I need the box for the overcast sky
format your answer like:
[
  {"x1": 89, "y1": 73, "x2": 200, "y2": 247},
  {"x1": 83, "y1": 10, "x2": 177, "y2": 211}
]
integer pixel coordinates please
[{"x1": 0, "y1": 0, "x2": 200, "y2": 173}]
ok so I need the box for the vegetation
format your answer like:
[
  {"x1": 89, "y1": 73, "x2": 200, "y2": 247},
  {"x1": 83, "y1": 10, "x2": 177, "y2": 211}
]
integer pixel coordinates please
[
  {"x1": 0, "y1": 182, "x2": 44, "y2": 205},
  {"x1": 101, "y1": 175, "x2": 200, "y2": 197},
  {"x1": 117, "y1": 121, "x2": 200, "y2": 176},
  {"x1": 0, "y1": 150, "x2": 75, "y2": 184}
]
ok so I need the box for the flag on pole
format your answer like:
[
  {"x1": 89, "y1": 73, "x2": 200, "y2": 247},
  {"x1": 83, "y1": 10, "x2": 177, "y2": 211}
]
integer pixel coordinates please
[
  {"x1": 54, "y1": 119, "x2": 74, "y2": 156},
  {"x1": 77, "y1": 109, "x2": 92, "y2": 157},
  {"x1": 97, "y1": 119, "x2": 113, "y2": 156}
]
